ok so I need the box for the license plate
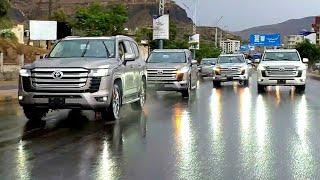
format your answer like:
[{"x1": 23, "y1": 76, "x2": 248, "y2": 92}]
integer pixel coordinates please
[
  {"x1": 277, "y1": 80, "x2": 286, "y2": 84},
  {"x1": 49, "y1": 97, "x2": 65, "y2": 107},
  {"x1": 227, "y1": 77, "x2": 233, "y2": 81}
]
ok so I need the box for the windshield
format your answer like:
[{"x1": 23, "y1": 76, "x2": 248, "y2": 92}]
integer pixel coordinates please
[
  {"x1": 147, "y1": 52, "x2": 186, "y2": 63},
  {"x1": 263, "y1": 52, "x2": 300, "y2": 61},
  {"x1": 49, "y1": 39, "x2": 115, "y2": 58},
  {"x1": 218, "y1": 56, "x2": 245, "y2": 64},
  {"x1": 201, "y1": 59, "x2": 216, "y2": 65}
]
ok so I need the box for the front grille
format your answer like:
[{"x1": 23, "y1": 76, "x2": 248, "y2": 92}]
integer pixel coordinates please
[
  {"x1": 31, "y1": 68, "x2": 89, "y2": 89},
  {"x1": 147, "y1": 68, "x2": 178, "y2": 82},
  {"x1": 220, "y1": 67, "x2": 241, "y2": 75},
  {"x1": 89, "y1": 77, "x2": 101, "y2": 93},
  {"x1": 265, "y1": 66, "x2": 298, "y2": 77}
]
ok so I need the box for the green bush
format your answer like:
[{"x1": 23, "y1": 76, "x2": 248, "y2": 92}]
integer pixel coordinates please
[{"x1": 0, "y1": 30, "x2": 17, "y2": 41}]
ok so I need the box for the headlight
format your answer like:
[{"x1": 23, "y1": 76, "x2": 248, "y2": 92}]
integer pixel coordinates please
[
  {"x1": 176, "y1": 67, "x2": 189, "y2": 74},
  {"x1": 296, "y1": 65, "x2": 306, "y2": 71},
  {"x1": 257, "y1": 65, "x2": 266, "y2": 71},
  {"x1": 19, "y1": 69, "x2": 31, "y2": 77},
  {"x1": 213, "y1": 66, "x2": 221, "y2": 75},
  {"x1": 92, "y1": 69, "x2": 109, "y2": 77}
]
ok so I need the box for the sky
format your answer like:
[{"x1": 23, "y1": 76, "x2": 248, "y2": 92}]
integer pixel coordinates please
[{"x1": 174, "y1": 0, "x2": 320, "y2": 31}]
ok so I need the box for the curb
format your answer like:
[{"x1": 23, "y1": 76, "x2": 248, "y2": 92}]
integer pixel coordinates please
[{"x1": 308, "y1": 73, "x2": 320, "y2": 81}]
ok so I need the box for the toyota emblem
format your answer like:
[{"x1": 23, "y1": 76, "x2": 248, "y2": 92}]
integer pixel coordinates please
[
  {"x1": 279, "y1": 67, "x2": 285, "y2": 72},
  {"x1": 157, "y1": 70, "x2": 164, "y2": 75},
  {"x1": 52, "y1": 70, "x2": 63, "y2": 79}
]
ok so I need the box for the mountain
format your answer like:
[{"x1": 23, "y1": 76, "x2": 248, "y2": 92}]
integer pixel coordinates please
[{"x1": 234, "y1": 16, "x2": 315, "y2": 40}]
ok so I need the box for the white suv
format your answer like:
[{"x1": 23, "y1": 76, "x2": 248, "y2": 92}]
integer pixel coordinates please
[{"x1": 257, "y1": 49, "x2": 308, "y2": 93}]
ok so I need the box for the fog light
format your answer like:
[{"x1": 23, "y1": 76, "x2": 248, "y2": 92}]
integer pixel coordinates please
[
  {"x1": 18, "y1": 96, "x2": 23, "y2": 101},
  {"x1": 102, "y1": 97, "x2": 108, "y2": 102},
  {"x1": 95, "y1": 96, "x2": 108, "y2": 102}
]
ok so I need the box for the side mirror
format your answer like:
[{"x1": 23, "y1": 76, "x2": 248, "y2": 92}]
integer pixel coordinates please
[
  {"x1": 191, "y1": 60, "x2": 197, "y2": 65},
  {"x1": 124, "y1": 53, "x2": 136, "y2": 61},
  {"x1": 303, "y1": 58, "x2": 309, "y2": 63}
]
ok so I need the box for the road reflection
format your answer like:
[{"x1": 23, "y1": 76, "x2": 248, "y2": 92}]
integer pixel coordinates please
[
  {"x1": 209, "y1": 88, "x2": 225, "y2": 178},
  {"x1": 15, "y1": 141, "x2": 31, "y2": 180},
  {"x1": 291, "y1": 95, "x2": 316, "y2": 179},
  {"x1": 173, "y1": 103, "x2": 199, "y2": 179}
]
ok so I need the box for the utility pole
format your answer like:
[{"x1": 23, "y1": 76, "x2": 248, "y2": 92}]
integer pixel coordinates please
[
  {"x1": 158, "y1": 0, "x2": 165, "y2": 49},
  {"x1": 48, "y1": 0, "x2": 52, "y2": 20},
  {"x1": 215, "y1": 16, "x2": 223, "y2": 47}
]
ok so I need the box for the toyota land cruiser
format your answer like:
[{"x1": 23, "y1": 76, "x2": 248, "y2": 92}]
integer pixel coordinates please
[
  {"x1": 19, "y1": 36, "x2": 147, "y2": 122},
  {"x1": 146, "y1": 49, "x2": 198, "y2": 98},
  {"x1": 213, "y1": 54, "x2": 251, "y2": 87},
  {"x1": 257, "y1": 49, "x2": 308, "y2": 93}
]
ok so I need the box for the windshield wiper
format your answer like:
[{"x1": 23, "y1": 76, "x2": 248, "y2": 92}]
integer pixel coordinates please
[{"x1": 81, "y1": 41, "x2": 90, "y2": 57}]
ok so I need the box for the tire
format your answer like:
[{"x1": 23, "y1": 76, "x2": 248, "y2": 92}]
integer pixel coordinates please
[
  {"x1": 213, "y1": 81, "x2": 221, "y2": 88},
  {"x1": 243, "y1": 79, "x2": 249, "y2": 87},
  {"x1": 296, "y1": 85, "x2": 306, "y2": 93},
  {"x1": 257, "y1": 84, "x2": 266, "y2": 94},
  {"x1": 101, "y1": 82, "x2": 122, "y2": 121},
  {"x1": 131, "y1": 78, "x2": 146, "y2": 111},
  {"x1": 23, "y1": 107, "x2": 48, "y2": 122},
  {"x1": 181, "y1": 79, "x2": 191, "y2": 98}
]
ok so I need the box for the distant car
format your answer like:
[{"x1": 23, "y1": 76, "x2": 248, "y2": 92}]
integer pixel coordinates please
[
  {"x1": 257, "y1": 49, "x2": 308, "y2": 93},
  {"x1": 213, "y1": 54, "x2": 251, "y2": 87},
  {"x1": 146, "y1": 49, "x2": 198, "y2": 98},
  {"x1": 199, "y1": 58, "x2": 217, "y2": 78}
]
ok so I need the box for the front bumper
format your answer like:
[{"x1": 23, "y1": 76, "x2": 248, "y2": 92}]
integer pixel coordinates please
[
  {"x1": 257, "y1": 77, "x2": 306, "y2": 86},
  {"x1": 147, "y1": 81, "x2": 188, "y2": 91},
  {"x1": 213, "y1": 74, "x2": 248, "y2": 82},
  {"x1": 19, "y1": 91, "x2": 111, "y2": 110}
]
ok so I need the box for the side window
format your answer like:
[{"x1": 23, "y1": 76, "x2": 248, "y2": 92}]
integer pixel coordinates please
[
  {"x1": 130, "y1": 42, "x2": 140, "y2": 58},
  {"x1": 124, "y1": 41, "x2": 134, "y2": 54},
  {"x1": 118, "y1": 42, "x2": 125, "y2": 60}
]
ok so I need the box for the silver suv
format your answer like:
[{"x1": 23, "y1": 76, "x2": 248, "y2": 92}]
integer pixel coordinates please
[
  {"x1": 213, "y1": 54, "x2": 251, "y2": 87},
  {"x1": 146, "y1": 49, "x2": 198, "y2": 98},
  {"x1": 18, "y1": 36, "x2": 147, "y2": 122}
]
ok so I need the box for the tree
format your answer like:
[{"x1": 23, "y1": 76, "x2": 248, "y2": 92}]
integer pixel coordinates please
[
  {"x1": 196, "y1": 42, "x2": 221, "y2": 61},
  {"x1": 0, "y1": 0, "x2": 10, "y2": 18},
  {"x1": 51, "y1": 9, "x2": 69, "y2": 23},
  {"x1": 296, "y1": 40, "x2": 320, "y2": 65},
  {"x1": 73, "y1": 3, "x2": 128, "y2": 36}
]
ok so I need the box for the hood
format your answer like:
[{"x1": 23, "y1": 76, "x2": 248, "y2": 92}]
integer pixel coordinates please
[
  {"x1": 259, "y1": 61, "x2": 303, "y2": 67},
  {"x1": 218, "y1": 63, "x2": 246, "y2": 68},
  {"x1": 147, "y1": 63, "x2": 187, "y2": 69},
  {"x1": 25, "y1": 58, "x2": 119, "y2": 69}
]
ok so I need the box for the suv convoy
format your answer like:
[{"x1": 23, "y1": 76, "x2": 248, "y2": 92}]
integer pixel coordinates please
[
  {"x1": 257, "y1": 49, "x2": 308, "y2": 93},
  {"x1": 19, "y1": 36, "x2": 147, "y2": 122},
  {"x1": 146, "y1": 49, "x2": 198, "y2": 98},
  {"x1": 199, "y1": 58, "x2": 217, "y2": 78},
  {"x1": 213, "y1": 54, "x2": 251, "y2": 87}
]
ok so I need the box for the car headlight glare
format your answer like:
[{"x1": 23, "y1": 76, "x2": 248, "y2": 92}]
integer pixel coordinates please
[
  {"x1": 19, "y1": 69, "x2": 31, "y2": 77},
  {"x1": 92, "y1": 69, "x2": 109, "y2": 77},
  {"x1": 177, "y1": 67, "x2": 189, "y2": 74}
]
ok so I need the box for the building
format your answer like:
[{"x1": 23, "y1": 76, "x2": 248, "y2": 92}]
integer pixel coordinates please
[
  {"x1": 312, "y1": 16, "x2": 320, "y2": 45},
  {"x1": 220, "y1": 39, "x2": 240, "y2": 54},
  {"x1": 283, "y1": 35, "x2": 304, "y2": 49}
]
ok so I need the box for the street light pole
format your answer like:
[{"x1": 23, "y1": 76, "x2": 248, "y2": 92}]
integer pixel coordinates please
[
  {"x1": 159, "y1": 0, "x2": 165, "y2": 49},
  {"x1": 215, "y1": 16, "x2": 223, "y2": 47}
]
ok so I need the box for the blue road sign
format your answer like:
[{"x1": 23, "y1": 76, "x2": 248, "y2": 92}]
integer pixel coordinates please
[
  {"x1": 249, "y1": 34, "x2": 281, "y2": 46},
  {"x1": 240, "y1": 44, "x2": 255, "y2": 52}
]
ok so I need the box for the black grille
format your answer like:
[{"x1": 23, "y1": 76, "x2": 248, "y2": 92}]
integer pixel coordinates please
[
  {"x1": 296, "y1": 70, "x2": 303, "y2": 77},
  {"x1": 22, "y1": 77, "x2": 32, "y2": 92},
  {"x1": 261, "y1": 70, "x2": 267, "y2": 77},
  {"x1": 89, "y1": 77, "x2": 101, "y2": 93}
]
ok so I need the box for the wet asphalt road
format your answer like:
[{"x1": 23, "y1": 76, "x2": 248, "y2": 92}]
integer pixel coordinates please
[{"x1": 0, "y1": 75, "x2": 320, "y2": 180}]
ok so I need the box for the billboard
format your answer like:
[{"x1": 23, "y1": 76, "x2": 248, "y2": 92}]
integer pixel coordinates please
[
  {"x1": 30, "y1": 20, "x2": 57, "y2": 40},
  {"x1": 189, "y1": 34, "x2": 200, "y2": 50},
  {"x1": 249, "y1": 34, "x2": 281, "y2": 46},
  {"x1": 153, "y1": 15, "x2": 169, "y2": 40}
]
